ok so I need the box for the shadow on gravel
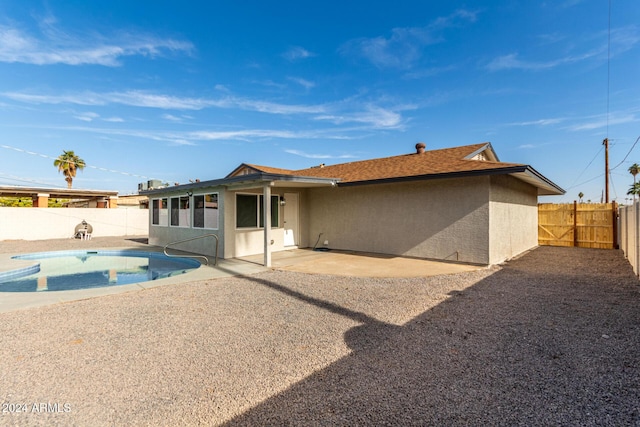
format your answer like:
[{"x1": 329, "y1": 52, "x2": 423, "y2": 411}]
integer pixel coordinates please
[{"x1": 223, "y1": 247, "x2": 640, "y2": 426}]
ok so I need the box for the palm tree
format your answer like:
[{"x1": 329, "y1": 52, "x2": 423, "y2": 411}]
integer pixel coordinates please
[
  {"x1": 54, "y1": 150, "x2": 86, "y2": 188},
  {"x1": 627, "y1": 182, "x2": 640, "y2": 198},
  {"x1": 578, "y1": 192, "x2": 584, "y2": 203},
  {"x1": 629, "y1": 163, "x2": 640, "y2": 201}
]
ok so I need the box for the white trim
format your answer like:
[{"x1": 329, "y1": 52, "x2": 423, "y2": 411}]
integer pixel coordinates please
[
  {"x1": 234, "y1": 192, "x2": 280, "y2": 230},
  {"x1": 151, "y1": 197, "x2": 168, "y2": 227},
  {"x1": 263, "y1": 184, "x2": 272, "y2": 267},
  {"x1": 192, "y1": 192, "x2": 220, "y2": 230},
  {"x1": 169, "y1": 195, "x2": 191, "y2": 228}
]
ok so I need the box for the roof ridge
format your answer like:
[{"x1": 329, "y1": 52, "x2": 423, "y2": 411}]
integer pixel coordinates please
[{"x1": 293, "y1": 142, "x2": 490, "y2": 172}]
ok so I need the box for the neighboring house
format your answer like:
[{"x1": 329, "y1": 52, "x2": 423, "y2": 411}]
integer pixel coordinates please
[
  {"x1": 0, "y1": 186, "x2": 119, "y2": 208},
  {"x1": 116, "y1": 194, "x2": 149, "y2": 209},
  {"x1": 142, "y1": 143, "x2": 564, "y2": 266}
]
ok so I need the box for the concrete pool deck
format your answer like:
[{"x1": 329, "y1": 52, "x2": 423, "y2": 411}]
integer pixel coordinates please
[
  {"x1": 0, "y1": 236, "x2": 484, "y2": 313},
  {"x1": 0, "y1": 237, "x2": 270, "y2": 313}
]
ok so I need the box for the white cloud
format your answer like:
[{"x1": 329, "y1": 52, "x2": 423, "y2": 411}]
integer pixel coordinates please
[
  {"x1": 560, "y1": 0, "x2": 584, "y2": 7},
  {"x1": 170, "y1": 139, "x2": 196, "y2": 146},
  {"x1": 2, "y1": 91, "x2": 105, "y2": 105},
  {"x1": 1, "y1": 89, "x2": 409, "y2": 129},
  {"x1": 340, "y1": 9, "x2": 478, "y2": 69},
  {"x1": 284, "y1": 149, "x2": 357, "y2": 159},
  {"x1": 282, "y1": 46, "x2": 315, "y2": 61},
  {"x1": 214, "y1": 84, "x2": 231, "y2": 93},
  {"x1": 404, "y1": 65, "x2": 457, "y2": 79},
  {"x1": 51, "y1": 123, "x2": 362, "y2": 146},
  {"x1": 486, "y1": 26, "x2": 639, "y2": 71},
  {"x1": 2, "y1": 90, "x2": 212, "y2": 110},
  {"x1": 162, "y1": 114, "x2": 183, "y2": 122},
  {"x1": 485, "y1": 53, "x2": 562, "y2": 71},
  {"x1": 74, "y1": 111, "x2": 99, "y2": 122},
  {"x1": 106, "y1": 91, "x2": 210, "y2": 110},
  {"x1": 509, "y1": 118, "x2": 566, "y2": 126},
  {"x1": 0, "y1": 20, "x2": 193, "y2": 66},
  {"x1": 188, "y1": 129, "x2": 301, "y2": 141},
  {"x1": 288, "y1": 77, "x2": 315, "y2": 89},
  {"x1": 566, "y1": 113, "x2": 638, "y2": 131},
  {"x1": 222, "y1": 97, "x2": 327, "y2": 115},
  {"x1": 315, "y1": 104, "x2": 407, "y2": 129}
]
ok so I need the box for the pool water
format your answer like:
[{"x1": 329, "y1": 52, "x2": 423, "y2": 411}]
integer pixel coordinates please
[{"x1": 0, "y1": 250, "x2": 201, "y2": 292}]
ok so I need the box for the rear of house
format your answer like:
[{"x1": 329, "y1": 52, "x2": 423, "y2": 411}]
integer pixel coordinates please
[{"x1": 143, "y1": 143, "x2": 564, "y2": 266}]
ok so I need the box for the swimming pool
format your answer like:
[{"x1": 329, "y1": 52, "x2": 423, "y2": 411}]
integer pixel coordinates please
[{"x1": 0, "y1": 250, "x2": 201, "y2": 292}]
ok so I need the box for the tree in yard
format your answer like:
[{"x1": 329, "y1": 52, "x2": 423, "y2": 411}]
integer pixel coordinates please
[
  {"x1": 54, "y1": 150, "x2": 86, "y2": 188},
  {"x1": 627, "y1": 182, "x2": 640, "y2": 198},
  {"x1": 629, "y1": 163, "x2": 640, "y2": 202},
  {"x1": 578, "y1": 192, "x2": 584, "y2": 202}
]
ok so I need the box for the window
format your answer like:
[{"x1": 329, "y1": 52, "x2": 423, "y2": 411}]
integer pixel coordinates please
[
  {"x1": 170, "y1": 196, "x2": 190, "y2": 227},
  {"x1": 236, "y1": 194, "x2": 279, "y2": 228},
  {"x1": 152, "y1": 198, "x2": 168, "y2": 226},
  {"x1": 194, "y1": 193, "x2": 219, "y2": 229}
]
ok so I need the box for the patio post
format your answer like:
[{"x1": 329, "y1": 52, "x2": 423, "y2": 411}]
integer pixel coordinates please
[{"x1": 263, "y1": 182, "x2": 272, "y2": 267}]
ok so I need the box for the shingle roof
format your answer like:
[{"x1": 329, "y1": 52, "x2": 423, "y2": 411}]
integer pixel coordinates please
[
  {"x1": 142, "y1": 142, "x2": 563, "y2": 196},
  {"x1": 244, "y1": 164, "x2": 296, "y2": 175},
  {"x1": 289, "y1": 143, "x2": 523, "y2": 184}
]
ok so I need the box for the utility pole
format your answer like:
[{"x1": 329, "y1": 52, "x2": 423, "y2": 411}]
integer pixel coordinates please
[{"x1": 603, "y1": 138, "x2": 609, "y2": 203}]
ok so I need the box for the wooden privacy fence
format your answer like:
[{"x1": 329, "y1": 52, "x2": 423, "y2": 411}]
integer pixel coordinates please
[{"x1": 538, "y1": 202, "x2": 617, "y2": 249}]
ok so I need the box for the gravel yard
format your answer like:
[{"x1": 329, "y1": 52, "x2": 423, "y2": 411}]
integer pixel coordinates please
[{"x1": 0, "y1": 245, "x2": 639, "y2": 426}]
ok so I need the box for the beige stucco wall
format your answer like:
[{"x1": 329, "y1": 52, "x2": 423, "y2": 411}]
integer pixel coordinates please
[
  {"x1": 0, "y1": 207, "x2": 148, "y2": 240},
  {"x1": 146, "y1": 175, "x2": 540, "y2": 265},
  {"x1": 488, "y1": 175, "x2": 539, "y2": 264},
  {"x1": 224, "y1": 187, "x2": 310, "y2": 258},
  {"x1": 306, "y1": 177, "x2": 492, "y2": 264},
  {"x1": 148, "y1": 187, "x2": 225, "y2": 258}
]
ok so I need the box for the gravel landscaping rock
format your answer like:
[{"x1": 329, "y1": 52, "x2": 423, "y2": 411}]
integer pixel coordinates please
[{"x1": 0, "y1": 244, "x2": 638, "y2": 426}]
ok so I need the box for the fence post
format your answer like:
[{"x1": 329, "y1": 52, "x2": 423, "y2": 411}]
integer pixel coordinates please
[
  {"x1": 612, "y1": 201, "x2": 618, "y2": 249},
  {"x1": 573, "y1": 200, "x2": 578, "y2": 247},
  {"x1": 624, "y1": 206, "x2": 628, "y2": 256},
  {"x1": 633, "y1": 202, "x2": 640, "y2": 277}
]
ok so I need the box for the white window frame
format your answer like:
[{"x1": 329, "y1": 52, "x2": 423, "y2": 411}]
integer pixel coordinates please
[
  {"x1": 193, "y1": 192, "x2": 220, "y2": 230},
  {"x1": 169, "y1": 195, "x2": 191, "y2": 228},
  {"x1": 151, "y1": 198, "x2": 168, "y2": 226},
  {"x1": 235, "y1": 193, "x2": 280, "y2": 230}
]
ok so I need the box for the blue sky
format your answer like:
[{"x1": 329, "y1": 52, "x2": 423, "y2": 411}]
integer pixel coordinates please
[{"x1": 0, "y1": 1, "x2": 638, "y2": 202}]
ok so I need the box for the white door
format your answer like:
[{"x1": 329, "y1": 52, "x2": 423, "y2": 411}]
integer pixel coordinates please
[{"x1": 283, "y1": 192, "x2": 299, "y2": 247}]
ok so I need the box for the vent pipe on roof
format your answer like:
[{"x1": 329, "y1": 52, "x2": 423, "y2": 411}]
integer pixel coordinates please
[{"x1": 416, "y1": 142, "x2": 426, "y2": 154}]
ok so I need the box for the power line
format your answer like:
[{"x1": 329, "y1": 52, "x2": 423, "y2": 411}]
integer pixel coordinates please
[
  {"x1": 610, "y1": 135, "x2": 640, "y2": 171},
  {"x1": 568, "y1": 173, "x2": 606, "y2": 190},
  {"x1": 0, "y1": 144, "x2": 161, "y2": 181},
  {"x1": 566, "y1": 146, "x2": 604, "y2": 190},
  {"x1": 0, "y1": 172, "x2": 67, "y2": 188}
]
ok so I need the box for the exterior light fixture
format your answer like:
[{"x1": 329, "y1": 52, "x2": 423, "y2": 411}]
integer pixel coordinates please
[{"x1": 279, "y1": 196, "x2": 286, "y2": 206}]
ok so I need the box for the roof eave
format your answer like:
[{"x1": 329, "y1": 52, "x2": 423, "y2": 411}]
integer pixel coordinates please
[
  {"x1": 141, "y1": 173, "x2": 339, "y2": 195},
  {"x1": 335, "y1": 165, "x2": 565, "y2": 195},
  {"x1": 0, "y1": 185, "x2": 119, "y2": 198},
  {"x1": 509, "y1": 166, "x2": 565, "y2": 196}
]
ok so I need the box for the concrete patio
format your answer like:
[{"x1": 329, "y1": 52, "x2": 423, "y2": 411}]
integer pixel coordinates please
[{"x1": 239, "y1": 248, "x2": 483, "y2": 277}]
